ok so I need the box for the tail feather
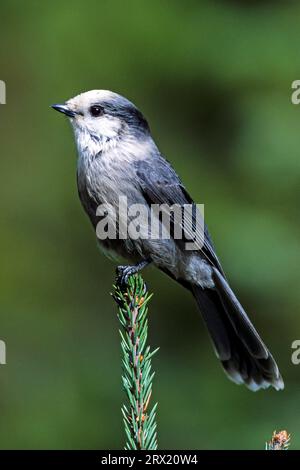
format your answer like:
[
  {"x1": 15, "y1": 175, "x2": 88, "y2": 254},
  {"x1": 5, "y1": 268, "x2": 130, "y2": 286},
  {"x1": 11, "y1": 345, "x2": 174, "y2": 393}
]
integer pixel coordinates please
[{"x1": 192, "y1": 270, "x2": 284, "y2": 391}]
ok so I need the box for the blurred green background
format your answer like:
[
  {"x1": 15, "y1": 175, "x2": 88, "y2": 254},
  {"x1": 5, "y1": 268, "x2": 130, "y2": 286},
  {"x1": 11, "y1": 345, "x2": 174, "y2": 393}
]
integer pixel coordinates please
[{"x1": 0, "y1": 0, "x2": 299, "y2": 450}]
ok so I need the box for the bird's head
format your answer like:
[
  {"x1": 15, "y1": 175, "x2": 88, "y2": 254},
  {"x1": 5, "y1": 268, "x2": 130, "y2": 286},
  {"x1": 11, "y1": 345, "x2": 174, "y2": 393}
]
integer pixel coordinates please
[{"x1": 52, "y1": 90, "x2": 150, "y2": 155}]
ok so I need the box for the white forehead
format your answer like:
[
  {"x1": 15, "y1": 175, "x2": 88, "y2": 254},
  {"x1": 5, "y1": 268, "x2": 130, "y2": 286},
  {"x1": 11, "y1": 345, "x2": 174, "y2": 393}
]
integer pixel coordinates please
[{"x1": 67, "y1": 90, "x2": 120, "y2": 108}]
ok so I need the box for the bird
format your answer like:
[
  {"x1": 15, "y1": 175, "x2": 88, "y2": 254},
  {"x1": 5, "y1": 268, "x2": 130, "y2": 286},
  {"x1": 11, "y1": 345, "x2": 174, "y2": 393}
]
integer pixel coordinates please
[{"x1": 52, "y1": 90, "x2": 284, "y2": 392}]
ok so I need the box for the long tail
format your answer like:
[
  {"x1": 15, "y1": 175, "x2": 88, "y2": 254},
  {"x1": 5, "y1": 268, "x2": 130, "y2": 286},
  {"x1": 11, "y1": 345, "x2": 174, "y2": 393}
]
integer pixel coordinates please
[{"x1": 192, "y1": 267, "x2": 284, "y2": 391}]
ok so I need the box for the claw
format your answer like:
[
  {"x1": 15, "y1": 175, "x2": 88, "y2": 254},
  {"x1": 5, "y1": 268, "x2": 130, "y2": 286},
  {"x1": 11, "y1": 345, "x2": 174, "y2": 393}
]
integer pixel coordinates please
[
  {"x1": 116, "y1": 265, "x2": 137, "y2": 286},
  {"x1": 115, "y1": 260, "x2": 151, "y2": 287}
]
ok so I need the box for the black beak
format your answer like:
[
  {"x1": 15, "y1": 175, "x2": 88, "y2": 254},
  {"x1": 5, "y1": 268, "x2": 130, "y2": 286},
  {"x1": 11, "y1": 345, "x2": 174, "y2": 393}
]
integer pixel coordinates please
[{"x1": 51, "y1": 104, "x2": 76, "y2": 118}]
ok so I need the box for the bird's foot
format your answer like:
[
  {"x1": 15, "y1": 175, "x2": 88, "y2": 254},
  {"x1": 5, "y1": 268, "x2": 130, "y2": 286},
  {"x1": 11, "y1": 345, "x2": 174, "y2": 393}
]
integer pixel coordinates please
[
  {"x1": 116, "y1": 260, "x2": 150, "y2": 287},
  {"x1": 116, "y1": 265, "x2": 138, "y2": 286}
]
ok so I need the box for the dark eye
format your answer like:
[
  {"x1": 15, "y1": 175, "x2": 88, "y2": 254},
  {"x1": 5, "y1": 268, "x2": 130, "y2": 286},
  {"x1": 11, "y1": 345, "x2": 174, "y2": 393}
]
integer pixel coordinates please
[{"x1": 89, "y1": 105, "x2": 104, "y2": 117}]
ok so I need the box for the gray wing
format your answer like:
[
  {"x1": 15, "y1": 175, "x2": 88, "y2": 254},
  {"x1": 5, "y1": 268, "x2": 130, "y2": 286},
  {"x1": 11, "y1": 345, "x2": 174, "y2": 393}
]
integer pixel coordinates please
[{"x1": 134, "y1": 156, "x2": 225, "y2": 275}]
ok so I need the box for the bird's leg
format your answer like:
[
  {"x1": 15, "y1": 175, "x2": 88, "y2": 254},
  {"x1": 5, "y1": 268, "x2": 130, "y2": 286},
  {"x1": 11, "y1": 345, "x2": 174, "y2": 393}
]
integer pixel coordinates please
[{"x1": 116, "y1": 259, "x2": 151, "y2": 286}]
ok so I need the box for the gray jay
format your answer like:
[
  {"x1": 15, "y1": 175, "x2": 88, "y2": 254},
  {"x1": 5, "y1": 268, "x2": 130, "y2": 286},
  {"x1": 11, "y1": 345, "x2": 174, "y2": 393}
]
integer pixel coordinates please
[{"x1": 52, "y1": 90, "x2": 283, "y2": 391}]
